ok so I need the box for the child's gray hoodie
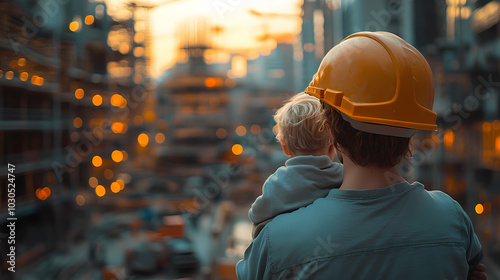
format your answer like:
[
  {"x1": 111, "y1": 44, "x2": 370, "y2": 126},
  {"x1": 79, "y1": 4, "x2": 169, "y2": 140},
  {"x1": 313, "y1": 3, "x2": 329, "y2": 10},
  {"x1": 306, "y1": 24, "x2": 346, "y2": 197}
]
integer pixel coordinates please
[{"x1": 249, "y1": 155, "x2": 343, "y2": 227}]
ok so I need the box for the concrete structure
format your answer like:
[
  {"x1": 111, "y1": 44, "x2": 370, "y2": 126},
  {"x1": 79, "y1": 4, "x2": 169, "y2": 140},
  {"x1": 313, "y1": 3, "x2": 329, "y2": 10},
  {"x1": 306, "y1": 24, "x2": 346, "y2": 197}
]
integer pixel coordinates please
[{"x1": 0, "y1": 0, "x2": 146, "y2": 277}]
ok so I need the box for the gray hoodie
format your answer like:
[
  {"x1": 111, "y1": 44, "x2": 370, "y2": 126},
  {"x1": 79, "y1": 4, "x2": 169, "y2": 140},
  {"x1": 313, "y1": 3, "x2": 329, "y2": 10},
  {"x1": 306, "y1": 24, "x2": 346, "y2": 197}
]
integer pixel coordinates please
[{"x1": 249, "y1": 155, "x2": 343, "y2": 226}]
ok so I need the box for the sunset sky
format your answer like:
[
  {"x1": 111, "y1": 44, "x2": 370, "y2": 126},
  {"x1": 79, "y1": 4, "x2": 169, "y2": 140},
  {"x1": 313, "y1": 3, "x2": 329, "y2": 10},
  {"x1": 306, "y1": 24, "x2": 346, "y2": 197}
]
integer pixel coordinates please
[{"x1": 105, "y1": 0, "x2": 302, "y2": 77}]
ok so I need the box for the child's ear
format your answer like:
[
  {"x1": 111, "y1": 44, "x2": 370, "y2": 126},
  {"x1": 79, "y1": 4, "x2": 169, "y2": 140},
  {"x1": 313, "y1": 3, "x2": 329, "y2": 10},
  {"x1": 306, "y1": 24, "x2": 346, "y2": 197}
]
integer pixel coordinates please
[
  {"x1": 280, "y1": 140, "x2": 292, "y2": 156},
  {"x1": 328, "y1": 144, "x2": 335, "y2": 155},
  {"x1": 328, "y1": 144, "x2": 336, "y2": 161}
]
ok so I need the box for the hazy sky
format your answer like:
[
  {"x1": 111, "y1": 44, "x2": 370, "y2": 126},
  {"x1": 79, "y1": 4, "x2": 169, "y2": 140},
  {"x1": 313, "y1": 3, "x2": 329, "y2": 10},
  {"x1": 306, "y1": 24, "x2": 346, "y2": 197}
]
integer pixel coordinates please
[{"x1": 105, "y1": 0, "x2": 302, "y2": 77}]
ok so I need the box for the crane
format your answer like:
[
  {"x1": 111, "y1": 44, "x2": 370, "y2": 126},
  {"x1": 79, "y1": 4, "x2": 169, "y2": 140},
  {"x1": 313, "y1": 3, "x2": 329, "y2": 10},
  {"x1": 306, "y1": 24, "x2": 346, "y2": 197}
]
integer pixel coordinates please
[
  {"x1": 248, "y1": 9, "x2": 299, "y2": 43},
  {"x1": 126, "y1": 0, "x2": 185, "y2": 76}
]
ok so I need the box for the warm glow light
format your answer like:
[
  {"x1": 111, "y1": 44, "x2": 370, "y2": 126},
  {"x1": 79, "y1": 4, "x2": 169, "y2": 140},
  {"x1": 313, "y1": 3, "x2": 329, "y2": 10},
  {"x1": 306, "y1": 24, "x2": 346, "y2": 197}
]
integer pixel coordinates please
[
  {"x1": 110, "y1": 94, "x2": 124, "y2": 107},
  {"x1": 116, "y1": 179, "x2": 125, "y2": 190},
  {"x1": 134, "y1": 33, "x2": 145, "y2": 43},
  {"x1": 272, "y1": 124, "x2": 279, "y2": 135},
  {"x1": 119, "y1": 99, "x2": 127, "y2": 108},
  {"x1": 119, "y1": 43, "x2": 130, "y2": 54},
  {"x1": 236, "y1": 126, "x2": 247, "y2": 136},
  {"x1": 111, "y1": 150, "x2": 124, "y2": 162},
  {"x1": 304, "y1": 43, "x2": 314, "y2": 53},
  {"x1": 482, "y1": 122, "x2": 492, "y2": 132},
  {"x1": 138, "y1": 133, "x2": 149, "y2": 147},
  {"x1": 76, "y1": 195, "x2": 85, "y2": 206},
  {"x1": 111, "y1": 122, "x2": 124, "y2": 133},
  {"x1": 205, "y1": 77, "x2": 217, "y2": 88},
  {"x1": 144, "y1": 111, "x2": 156, "y2": 122},
  {"x1": 231, "y1": 56, "x2": 247, "y2": 77},
  {"x1": 75, "y1": 88, "x2": 84, "y2": 99},
  {"x1": 461, "y1": 7, "x2": 471, "y2": 19},
  {"x1": 216, "y1": 128, "x2": 227, "y2": 139},
  {"x1": 250, "y1": 124, "x2": 261, "y2": 134},
  {"x1": 232, "y1": 144, "x2": 243, "y2": 155},
  {"x1": 36, "y1": 187, "x2": 51, "y2": 200},
  {"x1": 110, "y1": 94, "x2": 120, "y2": 106},
  {"x1": 31, "y1": 75, "x2": 38, "y2": 84},
  {"x1": 18, "y1": 58, "x2": 26, "y2": 67},
  {"x1": 20, "y1": 72, "x2": 28, "y2": 81},
  {"x1": 104, "y1": 169, "x2": 114, "y2": 180},
  {"x1": 473, "y1": 1, "x2": 500, "y2": 33},
  {"x1": 92, "y1": 95, "x2": 102, "y2": 106},
  {"x1": 69, "y1": 21, "x2": 79, "y2": 32},
  {"x1": 155, "y1": 133, "x2": 165, "y2": 144},
  {"x1": 495, "y1": 136, "x2": 500, "y2": 157},
  {"x1": 35, "y1": 76, "x2": 44, "y2": 86},
  {"x1": 73, "y1": 117, "x2": 83, "y2": 128},
  {"x1": 85, "y1": 15, "x2": 94, "y2": 25},
  {"x1": 133, "y1": 47, "x2": 145, "y2": 57},
  {"x1": 111, "y1": 182, "x2": 121, "y2": 193},
  {"x1": 89, "y1": 177, "x2": 98, "y2": 188},
  {"x1": 475, "y1": 203, "x2": 484, "y2": 214},
  {"x1": 35, "y1": 188, "x2": 43, "y2": 200},
  {"x1": 5, "y1": 71, "x2": 14, "y2": 80},
  {"x1": 122, "y1": 150, "x2": 128, "y2": 161},
  {"x1": 43, "y1": 187, "x2": 51, "y2": 197},
  {"x1": 92, "y1": 156, "x2": 102, "y2": 167},
  {"x1": 95, "y1": 185, "x2": 106, "y2": 197},
  {"x1": 444, "y1": 129, "x2": 455, "y2": 149}
]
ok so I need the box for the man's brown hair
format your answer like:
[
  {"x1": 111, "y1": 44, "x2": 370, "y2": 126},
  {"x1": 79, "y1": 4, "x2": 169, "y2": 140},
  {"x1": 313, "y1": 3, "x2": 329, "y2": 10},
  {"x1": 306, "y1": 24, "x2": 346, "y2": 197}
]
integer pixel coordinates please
[{"x1": 325, "y1": 106, "x2": 411, "y2": 168}]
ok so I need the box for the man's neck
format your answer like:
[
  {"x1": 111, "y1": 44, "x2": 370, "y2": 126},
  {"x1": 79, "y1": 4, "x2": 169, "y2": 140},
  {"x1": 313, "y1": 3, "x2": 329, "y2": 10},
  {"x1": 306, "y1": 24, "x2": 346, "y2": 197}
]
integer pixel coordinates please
[{"x1": 340, "y1": 156, "x2": 405, "y2": 190}]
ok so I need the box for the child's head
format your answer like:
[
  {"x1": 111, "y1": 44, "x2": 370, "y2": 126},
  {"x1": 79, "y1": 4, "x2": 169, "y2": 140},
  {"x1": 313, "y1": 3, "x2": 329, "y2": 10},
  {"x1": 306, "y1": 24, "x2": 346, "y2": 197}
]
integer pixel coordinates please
[{"x1": 274, "y1": 92, "x2": 334, "y2": 157}]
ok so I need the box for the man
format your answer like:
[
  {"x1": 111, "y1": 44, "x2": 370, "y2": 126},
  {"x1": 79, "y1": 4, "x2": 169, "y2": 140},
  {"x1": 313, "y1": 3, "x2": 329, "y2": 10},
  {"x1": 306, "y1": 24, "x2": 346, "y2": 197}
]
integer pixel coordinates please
[{"x1": 237, "y1": 32, "x2": 486, "y2": 279}]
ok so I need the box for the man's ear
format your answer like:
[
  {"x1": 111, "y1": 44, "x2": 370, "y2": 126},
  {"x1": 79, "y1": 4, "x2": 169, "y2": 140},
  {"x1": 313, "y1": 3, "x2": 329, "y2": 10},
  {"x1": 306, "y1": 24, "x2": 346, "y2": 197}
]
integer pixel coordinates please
[{"x1": 280, "y1": 140, "x2": 292, "y2": 156}]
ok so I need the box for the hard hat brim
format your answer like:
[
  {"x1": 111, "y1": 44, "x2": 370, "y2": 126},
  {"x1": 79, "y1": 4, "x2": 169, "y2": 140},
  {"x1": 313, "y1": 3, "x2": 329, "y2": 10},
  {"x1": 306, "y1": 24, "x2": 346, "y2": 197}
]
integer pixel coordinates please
[{"x1": 339, "y1": 111, "x2": 418, "y2": 138}]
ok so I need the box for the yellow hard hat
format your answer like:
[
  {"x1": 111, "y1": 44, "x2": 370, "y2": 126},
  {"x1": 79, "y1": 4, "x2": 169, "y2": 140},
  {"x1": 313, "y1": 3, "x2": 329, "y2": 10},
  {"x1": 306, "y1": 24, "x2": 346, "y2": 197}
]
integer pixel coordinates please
[{"x1": 305, "y1": 31, "x2": 437, "y2": 137}]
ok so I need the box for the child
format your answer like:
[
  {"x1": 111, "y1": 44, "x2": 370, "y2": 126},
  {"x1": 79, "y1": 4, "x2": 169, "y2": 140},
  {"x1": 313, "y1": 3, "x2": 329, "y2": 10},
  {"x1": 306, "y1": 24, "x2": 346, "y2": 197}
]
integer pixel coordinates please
[{"x1": 249, "y1": 92, "x2": 343, "y2": 238}]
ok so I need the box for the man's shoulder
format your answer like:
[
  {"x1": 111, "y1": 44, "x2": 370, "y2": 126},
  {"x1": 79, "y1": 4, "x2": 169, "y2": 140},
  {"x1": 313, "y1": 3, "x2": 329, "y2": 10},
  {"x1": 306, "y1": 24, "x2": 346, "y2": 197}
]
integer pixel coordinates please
[
  {"x1": 418, "y1": 188, "x2": 465, "y2": 216},
  {"x1": 262, "y1": 198, "x2": 338, "y2": 263}
]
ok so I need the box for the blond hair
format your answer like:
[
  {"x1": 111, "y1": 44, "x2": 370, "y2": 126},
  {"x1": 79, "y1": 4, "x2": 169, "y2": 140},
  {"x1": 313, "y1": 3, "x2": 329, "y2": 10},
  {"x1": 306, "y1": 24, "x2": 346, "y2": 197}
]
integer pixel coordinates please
[{"x1": 274, "y1": 92, "x2": 332, "y2": 154}]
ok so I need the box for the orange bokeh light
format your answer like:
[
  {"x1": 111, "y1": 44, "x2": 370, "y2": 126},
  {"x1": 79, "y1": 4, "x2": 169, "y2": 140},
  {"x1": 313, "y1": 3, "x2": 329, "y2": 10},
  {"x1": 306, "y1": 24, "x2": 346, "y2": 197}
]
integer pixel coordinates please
[
  {"x1": 92, "y1": 95, "x2": 103, "y2": 106},
  {"x1": 232, "y1": 144, "x2": 243, "y2": 155},
  {"x1": 92, "y1": 156, "x2": 102, "y2": 167},
  {"x1": 111, "y1": 150, "x2": 124, "y2": 162},
  {"x1": 236, "y1": 126, "x2": 247, "y2": 136},
  {"x1": 138, "y1": 133, "x2": 149, "y2": 147},
  {"x1": 75, "y1": 88, "x2": 84, "y2": 99},
  {"x1": 95, "y1": 185, "x2": 106, "y2": 197}
]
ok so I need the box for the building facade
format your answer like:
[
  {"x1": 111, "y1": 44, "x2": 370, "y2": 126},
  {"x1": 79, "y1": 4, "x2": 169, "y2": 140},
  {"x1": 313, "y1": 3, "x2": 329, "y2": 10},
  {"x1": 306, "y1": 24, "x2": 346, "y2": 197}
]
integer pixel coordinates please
[{"x1": 0, "y1": 0, "x2": 146, "y2": 277}]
